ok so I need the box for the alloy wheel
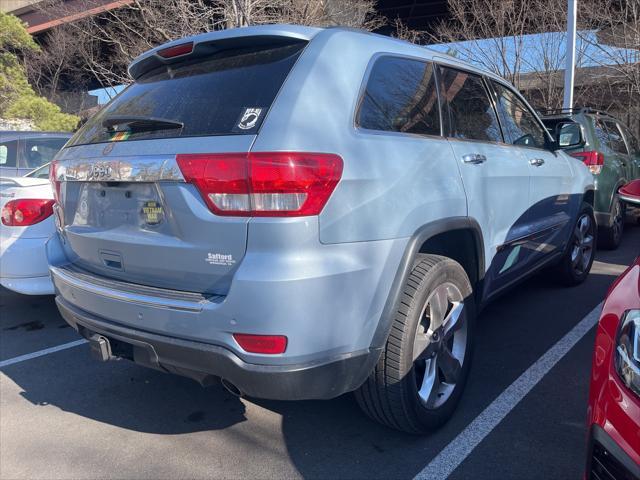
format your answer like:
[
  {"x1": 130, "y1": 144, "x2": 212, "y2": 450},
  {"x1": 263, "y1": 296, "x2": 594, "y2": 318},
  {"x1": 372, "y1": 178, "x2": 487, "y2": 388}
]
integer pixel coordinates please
[
  {"x1": 412, "y1": 283, "x2": 467, "y2": 409},
  {"x1": 571, "y1": 213, "x2": 595, "y2": 275}
]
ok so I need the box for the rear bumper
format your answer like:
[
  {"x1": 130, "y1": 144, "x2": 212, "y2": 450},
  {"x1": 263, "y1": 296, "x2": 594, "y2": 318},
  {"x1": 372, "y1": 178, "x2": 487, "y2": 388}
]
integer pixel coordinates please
[
  {"x1": 0, "y1": 276, "x2": 53, "y2": 295},
  {"x1": 0, "y1": 235, "x2": 50, "y2": 277},
  {"x1": 0, "y1": 235, "x2": 54, "y2": 295},
  {"x1": 56, "y1": 297, "x2": 376, "y2": 400},
  {"x1": 49, "y1": 227, "x2": 406, "y2": 362},
  {"x1": 48, "y1": 218, "x2": 407, "y2": 398}
]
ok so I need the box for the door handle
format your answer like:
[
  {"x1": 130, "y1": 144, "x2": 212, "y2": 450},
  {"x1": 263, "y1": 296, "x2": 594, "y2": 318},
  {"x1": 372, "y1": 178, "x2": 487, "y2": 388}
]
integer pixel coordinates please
[
  {"x1": 529, "y1": 158, "x2": 545, "y2": 167},
  {"x1": 462, "y1": 154, "x2": 487, "y2": 164}
]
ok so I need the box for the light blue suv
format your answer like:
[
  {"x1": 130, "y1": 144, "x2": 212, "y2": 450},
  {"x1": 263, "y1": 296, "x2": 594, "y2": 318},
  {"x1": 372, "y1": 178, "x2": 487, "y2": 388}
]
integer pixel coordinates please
[{"x1": 48, "y1": 25, "x2": 595, "y2": 433}]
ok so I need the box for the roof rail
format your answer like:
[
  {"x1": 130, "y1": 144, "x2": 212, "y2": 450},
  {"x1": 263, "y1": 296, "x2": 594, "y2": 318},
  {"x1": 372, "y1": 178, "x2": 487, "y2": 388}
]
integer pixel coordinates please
[{"x1": 539, "y1": 107, "x2": 613, "y2": 117}]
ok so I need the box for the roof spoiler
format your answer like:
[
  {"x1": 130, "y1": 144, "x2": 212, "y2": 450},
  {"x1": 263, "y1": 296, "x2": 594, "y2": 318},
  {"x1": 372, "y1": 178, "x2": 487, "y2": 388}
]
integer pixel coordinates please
[{"x1": 128, "y1": 25, "x2": 320, "y2": 80}]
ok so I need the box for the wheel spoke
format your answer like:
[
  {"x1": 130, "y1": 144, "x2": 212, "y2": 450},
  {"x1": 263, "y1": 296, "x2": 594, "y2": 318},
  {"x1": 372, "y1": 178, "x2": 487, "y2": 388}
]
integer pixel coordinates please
[
  {"x1": 579, "y1": 215, "x2": 590, "y2": 237},
  {"x1": 443, "y1": 302, "x2": 464, "y2": 339},
  {"x1": 438, "y1": 346, "x2": 462, "y2": 384},
  {"x1": 428, "y1": 286, "x2": 448, "y2": 329},
  {"x1": 418, "y1": 357, "x2": 440, "y2": 408},
  {"x1": 582, "y1": 234, "x2": 594, "y2": 250},
  {"x1": 571, "y1": 246, "x2": 582, "y2": 268}
]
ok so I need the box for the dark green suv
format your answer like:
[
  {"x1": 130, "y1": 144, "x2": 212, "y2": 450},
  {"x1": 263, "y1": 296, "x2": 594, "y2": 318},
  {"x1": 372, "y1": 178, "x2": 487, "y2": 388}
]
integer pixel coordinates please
[{"x1": 543, "y1": 109, "x2": 640, "y2": 249}]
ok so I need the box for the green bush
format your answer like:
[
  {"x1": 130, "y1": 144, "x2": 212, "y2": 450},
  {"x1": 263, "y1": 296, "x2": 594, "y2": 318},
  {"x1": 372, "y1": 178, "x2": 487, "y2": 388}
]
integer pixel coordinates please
[
  {"x1": 0, "y1": 12, "x2": 78, "y2": 131},
  {"x1": 6, "y1": 95, "x2": 79, "y2": 131}
]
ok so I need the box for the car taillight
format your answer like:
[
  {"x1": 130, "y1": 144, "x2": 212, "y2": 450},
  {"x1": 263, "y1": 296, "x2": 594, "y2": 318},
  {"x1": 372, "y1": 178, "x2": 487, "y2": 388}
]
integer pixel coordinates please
[
  {"x1": 233, "y1": 334, "x2": 288, "y2": 354},
  {"x1": 49, "y1": 160, "x2": 61, "y2": 203},
  {"x1": 176, "y1": 152, "x2": 343, "y2": 217},
  {"x1": 1, "y1": 199, "x2": 55, "y2": 226},
  {"x1": 570, "y1": 151, "x2": 604, "y2": 175}
]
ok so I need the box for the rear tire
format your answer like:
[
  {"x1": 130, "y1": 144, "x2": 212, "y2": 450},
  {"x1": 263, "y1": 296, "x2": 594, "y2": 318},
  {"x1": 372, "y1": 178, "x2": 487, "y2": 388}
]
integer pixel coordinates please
[
  {"x1": 599, "y1": 197, "x2": 624, "y2": 250},
  {"x1": 355, "y1": 254, "x2": 475, "y2": 433},
  {"x1": 554, "y1": 203, "x2": 596, "y2": 286}
]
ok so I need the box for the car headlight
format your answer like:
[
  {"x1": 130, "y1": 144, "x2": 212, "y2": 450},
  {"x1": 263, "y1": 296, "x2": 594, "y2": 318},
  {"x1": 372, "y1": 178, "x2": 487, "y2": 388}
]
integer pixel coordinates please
[{"x1": 615, "y1": 310, "x2": 640, "y2": 397}]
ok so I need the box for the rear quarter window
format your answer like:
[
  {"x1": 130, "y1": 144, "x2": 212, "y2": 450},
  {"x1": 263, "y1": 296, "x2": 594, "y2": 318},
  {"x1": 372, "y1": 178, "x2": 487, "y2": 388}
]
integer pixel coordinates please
[
  {"x1": 69, "y1": 42, "x2": 306, "y2": 146},
  {"x1": 603, "y1": 120, "x2": 629, "y2": 155},
  {"x1": 620, "y1": 124, "x2": 640, "y2": 155}
]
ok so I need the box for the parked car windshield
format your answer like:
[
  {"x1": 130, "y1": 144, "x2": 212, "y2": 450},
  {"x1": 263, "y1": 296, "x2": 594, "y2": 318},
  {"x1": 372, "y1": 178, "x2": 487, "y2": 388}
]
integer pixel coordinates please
[{"x1": 68, "y1": 42, "x2": 306, "y2": 146}]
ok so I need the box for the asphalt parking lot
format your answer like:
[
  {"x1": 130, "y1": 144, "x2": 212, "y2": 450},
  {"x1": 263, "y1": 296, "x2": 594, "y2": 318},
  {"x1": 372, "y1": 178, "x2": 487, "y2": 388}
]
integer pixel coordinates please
[{"x1": 1, "y1": 224, "x2": 639, "y2": 480}]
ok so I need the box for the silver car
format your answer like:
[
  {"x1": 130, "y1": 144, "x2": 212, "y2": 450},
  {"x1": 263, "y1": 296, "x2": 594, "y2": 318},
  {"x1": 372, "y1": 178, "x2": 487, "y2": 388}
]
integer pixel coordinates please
[{"x1": 49, "y1": 25, "x2": 595, "y2": 433}]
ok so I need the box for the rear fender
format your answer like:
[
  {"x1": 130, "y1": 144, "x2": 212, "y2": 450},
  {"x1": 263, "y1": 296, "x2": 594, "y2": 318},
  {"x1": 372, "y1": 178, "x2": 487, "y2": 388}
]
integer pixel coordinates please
[{"x1": 369, "y1": 217, "x2": 484, "y2": 351}]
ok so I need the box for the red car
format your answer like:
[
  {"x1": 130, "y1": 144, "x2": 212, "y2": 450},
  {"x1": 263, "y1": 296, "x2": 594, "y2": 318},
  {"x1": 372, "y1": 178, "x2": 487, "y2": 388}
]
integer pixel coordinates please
[{"x1": 586, "y1": 180, "x2": 640, "y2": 480}]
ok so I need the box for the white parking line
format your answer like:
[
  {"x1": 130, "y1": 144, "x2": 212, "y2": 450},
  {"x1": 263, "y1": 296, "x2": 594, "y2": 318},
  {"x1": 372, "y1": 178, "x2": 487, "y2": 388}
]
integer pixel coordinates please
[
  {"x1": 0, "y1": 339, "x2": 87, "y2": 368},
  {"x1": 414, "y1": 302, "x2": 603, "y2": 480}
]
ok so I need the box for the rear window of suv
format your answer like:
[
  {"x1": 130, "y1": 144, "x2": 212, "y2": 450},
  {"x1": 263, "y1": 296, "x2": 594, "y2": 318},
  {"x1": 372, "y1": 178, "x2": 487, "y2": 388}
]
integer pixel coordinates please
[{"x1": 69, "y1": 42, "x2": 306, "y2": 146}]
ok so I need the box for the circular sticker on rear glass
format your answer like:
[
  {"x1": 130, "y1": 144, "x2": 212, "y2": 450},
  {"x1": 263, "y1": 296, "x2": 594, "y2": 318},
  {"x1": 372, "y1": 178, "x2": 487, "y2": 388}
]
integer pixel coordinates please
[{"x1": 141, "y1": 201, "x2": 163, "y2": 226}]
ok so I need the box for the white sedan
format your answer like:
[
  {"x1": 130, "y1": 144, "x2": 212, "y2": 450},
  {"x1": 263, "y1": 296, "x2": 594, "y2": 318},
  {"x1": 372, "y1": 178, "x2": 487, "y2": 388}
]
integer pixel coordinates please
[{"x1": 0, "y1": 164, "x2": 58, "y2": 295}]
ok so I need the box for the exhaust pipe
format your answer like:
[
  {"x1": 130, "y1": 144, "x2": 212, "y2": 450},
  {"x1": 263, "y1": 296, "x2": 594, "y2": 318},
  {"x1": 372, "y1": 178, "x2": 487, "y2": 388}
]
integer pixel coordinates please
[{"x1": 220, "y1": 378, "x2": 242, "y2": 397}]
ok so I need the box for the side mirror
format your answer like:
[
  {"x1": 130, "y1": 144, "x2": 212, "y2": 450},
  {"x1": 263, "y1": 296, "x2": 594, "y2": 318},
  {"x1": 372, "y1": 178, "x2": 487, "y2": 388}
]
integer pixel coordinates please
[
  {"x1": 554, "y1": 121, "x2": 585, "y2": 149},
  {"x1": 619, "y1": 180, "x2": 640, "y2": 207}
]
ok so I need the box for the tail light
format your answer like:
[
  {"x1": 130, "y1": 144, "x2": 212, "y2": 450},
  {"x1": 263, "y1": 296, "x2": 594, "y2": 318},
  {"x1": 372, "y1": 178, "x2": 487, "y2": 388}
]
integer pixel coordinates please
[
  {"x1": 49, "y1": 160, "x2": 61, "y2": 203},
  {"x1": 570, "y1": 151, "x2": 604, "y2": 175},
  {"x1": 176, "y1": 152, "x2": 343, "y2": 217},
  {"x1": 1, "y1": 199, "x2": 55, "y2": 226},
  {"x1": 233, "y1": 334, "x2": 288, "y2": 354}
]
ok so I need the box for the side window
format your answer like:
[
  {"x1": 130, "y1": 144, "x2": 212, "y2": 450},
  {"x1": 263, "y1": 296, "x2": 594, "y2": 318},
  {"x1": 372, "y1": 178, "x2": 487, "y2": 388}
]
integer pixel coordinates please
[
  {"x1": 603, "y1": 120, "x2": 629, "y2": 155},
  {"x1": 21, "y1": 137, "x2": 68, "y2": 169},
  {"x1": 438, "y1": 66, "x2": 502, "y2": 142},
  {"x1": 0, "y1": 140, "x2": 18, "y2": 167},
  {"x1": 357, "y1": 56, "x2": 440, "y2": 136},
  {"x1": 491, "y1": 82, "x2": 547, "y2": 149},
  {"x1": 593, "y1": 118, "x2": 614, "y2": 154}
]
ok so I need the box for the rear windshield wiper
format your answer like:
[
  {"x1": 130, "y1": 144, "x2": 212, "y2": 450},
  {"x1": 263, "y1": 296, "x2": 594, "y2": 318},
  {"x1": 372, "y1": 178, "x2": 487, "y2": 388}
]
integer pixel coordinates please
[{"x1": 102, "y1": 115, "x2": 184, "y2": 132}]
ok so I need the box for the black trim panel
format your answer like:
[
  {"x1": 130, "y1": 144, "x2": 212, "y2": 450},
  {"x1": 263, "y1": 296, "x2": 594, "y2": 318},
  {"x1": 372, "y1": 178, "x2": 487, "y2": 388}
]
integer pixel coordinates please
[{"x1": 496, "y1": 220, "x2": 568, "y2": 253}]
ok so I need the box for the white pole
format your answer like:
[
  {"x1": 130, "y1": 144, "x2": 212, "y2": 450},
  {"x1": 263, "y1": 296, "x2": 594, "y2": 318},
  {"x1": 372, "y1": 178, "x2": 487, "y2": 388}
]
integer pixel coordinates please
[{"x1": 563, "y1": 0, "x2": 578, "y2": 110}]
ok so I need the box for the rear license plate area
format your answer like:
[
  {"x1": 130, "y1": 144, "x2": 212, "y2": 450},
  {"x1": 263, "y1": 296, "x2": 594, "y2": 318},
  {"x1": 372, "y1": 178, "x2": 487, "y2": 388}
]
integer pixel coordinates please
[{"x1": 68, "y1": 182, "x2": 164, "y2": 229}]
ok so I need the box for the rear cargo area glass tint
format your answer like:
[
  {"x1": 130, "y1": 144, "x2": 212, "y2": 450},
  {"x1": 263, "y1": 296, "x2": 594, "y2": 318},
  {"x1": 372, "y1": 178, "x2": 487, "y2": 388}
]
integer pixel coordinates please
[{"x1": 69, "y1": 42, "x2": 306, "y2": 146}]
